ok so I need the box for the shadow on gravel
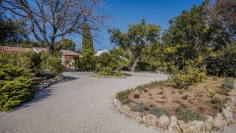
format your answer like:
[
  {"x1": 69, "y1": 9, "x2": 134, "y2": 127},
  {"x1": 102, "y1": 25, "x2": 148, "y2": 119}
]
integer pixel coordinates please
[
  {"x1": 12, "y1": 87, "x2": 52, "y2": 112},
  {"x1": 62, "y1": 75, "x2": 79, "y2": 82},
  {"x1": 124, "y1": 72, "x2": 133, "y2": 76}
]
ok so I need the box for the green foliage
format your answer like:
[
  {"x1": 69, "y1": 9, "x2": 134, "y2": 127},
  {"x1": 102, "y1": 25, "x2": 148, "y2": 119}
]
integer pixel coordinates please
[
  {"x1": 179, "y1": 108, "x2": 205, "y2": 122},
  {"x1": 0, "y1": 12, "x2": 28, "y2": 45},
  {"x1": 18, "y1": 40, "x2": 43, "y2": 48},
  {"x1": 40, "y1": 54, "x2": 63, "y2": 75},
  {"x1": 98, "y1": 67, "x2": 113, "y2": 76},
  {"x1": 54, "y1": 38, "x2": 76, "y2": 51},
  {"x1": 150, "y1": 107, "x2": 168, "y2": 118},
  {"x1": 0, "y1": 64, "x2": 34, "y2": 111},
  {"x1": 0, "y1": 51, "x2": 41, "y2": 69},
  {"x1": 211, "y1": 97, "x2": 225, "y2": 112},
  {"x1": 82, "y1": 23, "x2": 94, "y2": 57},
  {"x1": 117, "y1": 89, "x2": 131, "y2": 100},
  {"x1": 209, "y1": 92, "x2": 215, "y2": 98},
  {"x1": 108, "y1": 19, "x2": 162, "y2": 72},
  {"x1": 115, "y1": 72, "x2": 125, "y2": 77},
  {"x1": 169, "y1": 59, "x2": 206, "y2": 89},
  {"x1": 75, "y1": 56, "x2": 95, "y2": 71},
  {"x1": 131, "y1": 102, "x2": 146, "y2": 112}
]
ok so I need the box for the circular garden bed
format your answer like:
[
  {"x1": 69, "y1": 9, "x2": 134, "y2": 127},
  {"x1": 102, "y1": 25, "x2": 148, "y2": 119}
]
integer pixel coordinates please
[{"x1": 113, "y1": 77, "x2": 236, "y2": 132}]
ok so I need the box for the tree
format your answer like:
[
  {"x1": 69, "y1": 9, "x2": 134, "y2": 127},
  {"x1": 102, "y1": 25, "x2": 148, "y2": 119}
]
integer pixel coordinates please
[
  {"x1": 18, "y1": 40, "x2": 43, "y2": 48},
  {"x1": 82, "y1": 23, "x2": 94, "y2": 56},
  {"x1": 204, "y1": 0, "x2": 236, "y2": 50},
  {"x1": 54, "y1": 38, "x2": 76, "y2": 51},
  {"x1": 0, "y1": 0, "x2": 110, "y2": 55},
  {"x1": 108, "y1": 19, "x2": 161, "y2": 72},
  {"x1": 0, "y1": 12, "x2": 28, "y2": 45},
  {"x1": 75, "y1": 23, "x2": 95, "y2": 71}
]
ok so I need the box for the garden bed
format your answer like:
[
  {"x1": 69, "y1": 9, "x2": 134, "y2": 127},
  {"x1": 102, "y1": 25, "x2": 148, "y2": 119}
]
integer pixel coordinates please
[{"x1": 113, "y1": 77, "x2": 236, "y2": 132}]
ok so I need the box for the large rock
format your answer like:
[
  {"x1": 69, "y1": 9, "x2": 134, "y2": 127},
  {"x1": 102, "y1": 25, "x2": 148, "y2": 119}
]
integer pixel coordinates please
[
  {"x1": 158, "y1": 115, "x2": 169, "y2": 130},
  {"x1": 178, "y1": 120, "x2": 204, "y2": 133},
  {"x1": 222, "y1": 108, "x2": 234, "y2": 124},
  {"x1": 205, "y1": 115, "x2": 214, "y2": 131},
  {"x1": 127, "y1": 112, "x2": 143, "y2": 123},
  {"x1": 114, "y1": 99, "x2": 122, "y2": 110},
  {"x1": 168, "y1": 116, "x2": 180, "y2": 132},
  {"x1": 213, "y1": 113, "x2": 227, "y2": 129},
  {"x1": 119, "y1": 105, "x2": 130, "y2": 115},
  {"x1": 143, "y1": 114, "x2": 158, "y2": 127}
]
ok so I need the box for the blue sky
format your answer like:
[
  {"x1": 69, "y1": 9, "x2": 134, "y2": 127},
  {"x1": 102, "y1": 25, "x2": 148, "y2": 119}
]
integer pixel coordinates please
[{"x1": 73, "y1": 0, "x2": 205, "y2": 51}]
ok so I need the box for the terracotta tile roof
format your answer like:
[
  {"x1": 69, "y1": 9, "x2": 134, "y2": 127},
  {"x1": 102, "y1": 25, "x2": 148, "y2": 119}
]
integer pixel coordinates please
[
  {"x1": 33, "y1": 47, "x2": 48, "y2": 52},
  {"x1": 60, "y1": 50, "x2": 81, "y2": 57},
  {"x1": 0, "y1": 46, "x2": 31, "y2": 52}
]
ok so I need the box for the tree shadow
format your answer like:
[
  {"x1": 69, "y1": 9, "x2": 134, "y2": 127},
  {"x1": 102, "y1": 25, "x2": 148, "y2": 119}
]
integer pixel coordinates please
[
  {"x1": 62, "y1": 75, "x2": 79, "y2": 82},
  {"x1": 123, "y1": 72, "x2": 133, "y2": 76}
]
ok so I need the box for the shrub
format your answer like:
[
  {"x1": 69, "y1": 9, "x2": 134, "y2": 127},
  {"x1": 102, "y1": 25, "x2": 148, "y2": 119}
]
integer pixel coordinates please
[
  {"x1": 75, "y1": 56, "x2": 95, "y2": 71},
  {"x1": 115, "y1": 72, "x2": 125, "y2": 77},
  {"x1": 211, "y1": 97, "x2": 225, "y2": 111},
  {"x1": 222, "y1": 83, "x2": 234, "y2": 90},
  {"x1": 117, "y1": 89, "x2": 131, "y2": 100},
  {"x1": 150, "y1": 107, "x2": 168, "y2": 118},
  {"x1": 98, "y1": 67, "x2": 113, "y2": 76},
  {"x1": 180, "y1": 108, "x2": 195, "y2": 122},
  {"x1": 40, "y1": 55, "x2": 63, "y2": 75},
  {"x1": 0, "y1": 65, "x2": 34, "y2": 111},
  {"x1": 131, "y1": 102, "x2": 146, "y2": 112}
]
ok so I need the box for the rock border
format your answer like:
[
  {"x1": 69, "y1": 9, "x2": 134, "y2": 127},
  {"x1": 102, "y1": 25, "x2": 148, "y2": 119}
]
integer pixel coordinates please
[
  {"x1": 34, "y1": 75, "x2": 64, "y2": 91},
  {"x1": 93, "y1": 73, "x2": 126, "y2": 78},
  {"x1": 113, "y1": 81, "x2": 236, "y2": 132}
]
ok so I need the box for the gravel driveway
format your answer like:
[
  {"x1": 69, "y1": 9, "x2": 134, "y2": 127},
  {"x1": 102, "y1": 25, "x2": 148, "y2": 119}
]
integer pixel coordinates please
[{"x1": 0, "y1": 72, "x2": 235, "y2": 133}]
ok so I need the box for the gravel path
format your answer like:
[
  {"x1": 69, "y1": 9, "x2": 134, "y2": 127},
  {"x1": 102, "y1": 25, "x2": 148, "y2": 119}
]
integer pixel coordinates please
[{"x1": 0, "y1": 72, "x2": 235, "y2": 133}]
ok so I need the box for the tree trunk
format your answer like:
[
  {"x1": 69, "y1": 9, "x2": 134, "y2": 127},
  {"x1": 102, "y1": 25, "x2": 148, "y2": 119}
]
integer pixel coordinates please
[
  {"x1": 47, "y1": 45, "x2": 54, "y2": 56},
  {"x1": 131, "y1": 56, "x2": 140, "y2": 72}
]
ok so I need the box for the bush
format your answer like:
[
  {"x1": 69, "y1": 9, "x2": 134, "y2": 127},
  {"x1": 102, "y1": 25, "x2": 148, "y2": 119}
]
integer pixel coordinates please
[
  {"x1": 40, "y1": 55, "x2": 63, "y2": 75},
  {"x1": 0, "y1": 65, "x2": 35, "y2": 111},
  {"x1": 131, "y1": 102, "x2": 146, "y2": 112},
  {"x1": 75, "y1": 56, "x2": 95, "y2": 71},
  {"x1": 98, "y1": 67, "x2": 113, "y2": 76},
  {"x1": 211, "y1": 97, "x2": 225, "y2": 111},
  {"x1": 117, "y1": 89, "x2": 131, "y2": 100},
  {"x1": 176, "y1": 108, "x2": 205, "y2": 122},
  {"x1": 150, "y1": 107, "x2": 168, "y2": 118}
]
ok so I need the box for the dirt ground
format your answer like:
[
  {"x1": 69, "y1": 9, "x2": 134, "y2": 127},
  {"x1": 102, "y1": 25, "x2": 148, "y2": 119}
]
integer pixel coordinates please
[{"x1": 127, "y1": 77, "x2": 229, "y2": 118}]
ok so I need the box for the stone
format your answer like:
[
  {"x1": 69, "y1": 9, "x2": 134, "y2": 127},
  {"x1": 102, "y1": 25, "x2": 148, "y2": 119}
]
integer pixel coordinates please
[
  {"x1": 168, "y1": 116, "x2": 180, "y2": 132},
  {"x1": 178, "y1": 120, "x2": 204, "y2": 133},
  {"x1": 222, "y1": 108, "x2": 234, "y2": 124},
  {"x1": 134, "y1": 114, "x2": 143, "y2": 123},
  {"x1": 114, "y1": 99, "x2": 122, "y2": 110},
  {"x1": 119, "y1": 105, "x2": 130, "y2": 115},
  {"x1": 213, "y1": 113, "x2": 227, "y2": 129},
  {"x1": 205, "y1": 115, "x2": 214, "y2": 131},
  {"x1": 158, "y1": 115, "x2": 169, "y2": 130},
  {"x1": 189, "y1": 120, "x2": 204, "y2": 133},
  {"x1": 143, "y1": 114, "x2": 158, "y2": 127}
]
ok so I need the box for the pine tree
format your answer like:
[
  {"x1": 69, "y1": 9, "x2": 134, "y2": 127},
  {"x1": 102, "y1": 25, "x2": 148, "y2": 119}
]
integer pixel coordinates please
[{"x1": 82, "y1": 23, "x2": 94, "y2": 57}]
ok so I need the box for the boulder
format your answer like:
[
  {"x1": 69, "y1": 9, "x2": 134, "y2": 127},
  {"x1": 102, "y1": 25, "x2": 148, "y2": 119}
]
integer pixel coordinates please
[
  {"x1": 222, "y1": 108, "x2": 234, "y2": 124},
  {"x1": 114, "y1": 99, "x2": 122, "y2": 110},
  {"x1": 158, "y1": 115, "x2": 169, "y2": 130},
  {"x1": 119, "y1": 105, "x2": 130, "y2": 115},
  {"x1": 213, "y1": 113, "x2": 227, "y2": 129},
  {"x1": 178, "y1": 120, "x2": 204, "y2": 133},
  {"x1": 143, "y1": 114, "x2": 158, "y2": 127},
  {"x1": 205, "y1": 115, "x2": 214, "y2": 131},
  {"x1": 168, "y1": 116, "x2": 180, "y2": 132}
]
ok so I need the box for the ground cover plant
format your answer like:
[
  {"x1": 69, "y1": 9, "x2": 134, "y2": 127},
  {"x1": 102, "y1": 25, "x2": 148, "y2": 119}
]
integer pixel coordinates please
[{"x1": 118, "y1": 77, "x2": 234, "y2": 122}]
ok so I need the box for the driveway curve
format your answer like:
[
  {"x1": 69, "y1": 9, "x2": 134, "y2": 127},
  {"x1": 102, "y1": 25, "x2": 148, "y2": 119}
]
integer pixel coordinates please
[{"x1": 0, "y1": 72, "x2": 235, "y2": 133}]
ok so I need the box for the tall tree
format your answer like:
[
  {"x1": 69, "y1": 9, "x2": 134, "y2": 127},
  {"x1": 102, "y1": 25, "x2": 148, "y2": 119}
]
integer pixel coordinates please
[
  {"x1": 18, "y1": 39, "x2": 43, "y2": 48},
  {"x1": 0, "y1": 12, "x2": 28, "y2": 45},
  {"x1": 82, "y1": 23, "x2": 94, "y2": 56},
  {"x1": 0, "y1": 0, "x2": 110, "y2": 55},
  {"x1": 108, "y1": 19, "x2": 161, "y2": 72},
  {"x1": 54, "y1": 38, "x2": 76, "y2": 51}
]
